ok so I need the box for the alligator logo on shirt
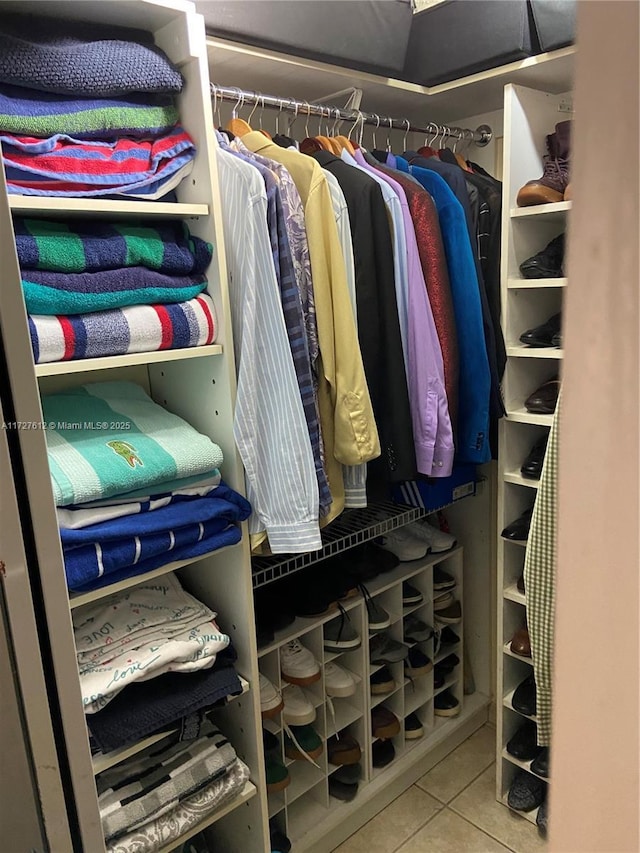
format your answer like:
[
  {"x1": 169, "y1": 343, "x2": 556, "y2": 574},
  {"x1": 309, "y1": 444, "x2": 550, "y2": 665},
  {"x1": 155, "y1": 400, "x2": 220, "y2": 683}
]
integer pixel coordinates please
[{"x1": 106, "y1": 440, "x2": 144, "y2": 468}]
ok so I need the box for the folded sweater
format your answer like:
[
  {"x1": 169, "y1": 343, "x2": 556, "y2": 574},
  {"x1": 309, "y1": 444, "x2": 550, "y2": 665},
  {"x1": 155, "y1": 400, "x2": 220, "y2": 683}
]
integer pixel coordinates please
[
  {"x1": 0, "y1": 15, "x2": 183, "y2": 96},
  {"x1": 2, "y1": 125, "x2": 195, "y2": 198},
  {"x1": 29, "y1": 294, "x2": 217, "y2": 365},
  {"x1": 22, "y1": 267, "x2": 208, "y2": 315},
  {"x1": 0, "y1": 84, "x2": 179, "y2": 140},
  {"x1": 15, "y1": 218, "x2": 212, "y2": 275},
  {"x1": 42, "y1": 381, "x2": 224, "y2": 506}
]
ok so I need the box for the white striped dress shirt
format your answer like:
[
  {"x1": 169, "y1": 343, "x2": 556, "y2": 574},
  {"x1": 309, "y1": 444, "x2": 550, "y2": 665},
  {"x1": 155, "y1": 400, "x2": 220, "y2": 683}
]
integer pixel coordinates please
[{"x1": 216, "y1": 147, "x2": 321, "y2": 553}]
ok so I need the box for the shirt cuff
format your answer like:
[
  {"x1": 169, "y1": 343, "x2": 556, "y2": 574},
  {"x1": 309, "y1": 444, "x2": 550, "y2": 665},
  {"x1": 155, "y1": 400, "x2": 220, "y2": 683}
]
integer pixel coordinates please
[
  {"x1": 266, "y1": 521, "x2": 322, "y2": 554},
  {"x1": 429, "y1": 444, "x2": 455, "y2": 478}
]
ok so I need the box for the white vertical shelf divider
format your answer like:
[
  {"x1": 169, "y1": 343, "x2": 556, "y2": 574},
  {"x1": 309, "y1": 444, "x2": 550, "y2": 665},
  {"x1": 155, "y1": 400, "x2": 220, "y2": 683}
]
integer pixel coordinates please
[{"x1": 497, "y1": 83, "x2": 569, "y2": 815}]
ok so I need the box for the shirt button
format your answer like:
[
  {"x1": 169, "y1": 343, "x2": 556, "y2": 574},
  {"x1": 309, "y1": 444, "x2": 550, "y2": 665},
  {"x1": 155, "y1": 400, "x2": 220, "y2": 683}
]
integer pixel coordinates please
[{"x1": 437, "y1": 461, "x2": 443, "y2": 468}]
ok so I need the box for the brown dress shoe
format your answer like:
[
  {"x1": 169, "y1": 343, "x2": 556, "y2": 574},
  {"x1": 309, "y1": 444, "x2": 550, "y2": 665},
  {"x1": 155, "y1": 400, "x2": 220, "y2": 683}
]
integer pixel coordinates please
[
  {"x1": 525, "y1": 379, "x2": 560, "y2": 414},
  {"x1": 328, "y1": 734, "x2": 362, "y2": 766},
  {"x1": 510, "y1": 627, "x2": 532, "y2": 657},
  {"x1": 371, "y1": 706, "x2": 400, "y2": 739}
]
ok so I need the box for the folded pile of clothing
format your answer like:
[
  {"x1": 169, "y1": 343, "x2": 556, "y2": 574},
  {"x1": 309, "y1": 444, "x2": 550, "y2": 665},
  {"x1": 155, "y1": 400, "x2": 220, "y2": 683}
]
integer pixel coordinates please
[
  {"x1": 14, "y1": 217, "x2": 216, "y2": 363},
  {"x1": 43, "y1": 381, "x2": 251, "y2": 590},
  {"x1": 0, "y1": 14, "x2": 195, "y2": 198},
  {"x1": 99, "y1": 726, "x2": 250, "y2": 853}
]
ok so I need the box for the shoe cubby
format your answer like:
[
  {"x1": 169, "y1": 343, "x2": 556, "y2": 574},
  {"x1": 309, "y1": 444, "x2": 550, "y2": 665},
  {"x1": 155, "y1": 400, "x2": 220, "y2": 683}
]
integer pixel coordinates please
[
  {"x1": 502, "y1": 420, "x2": 549, "y2": 487},
  {"x1": 287, "y1": 785, "x2": 331, "y2": 844},
  {"x1": 404, "y1": 673, "x2": 433, "y2": 717},
  {"x1": 505, "y1": 288, "x2": 564, "y2": 351},
  {"x1": 499, "y1": 759, "x2": 544, "y2": 826},
  {"x1": 503, "y1": 357, "x2": 559, "y2": 417}
]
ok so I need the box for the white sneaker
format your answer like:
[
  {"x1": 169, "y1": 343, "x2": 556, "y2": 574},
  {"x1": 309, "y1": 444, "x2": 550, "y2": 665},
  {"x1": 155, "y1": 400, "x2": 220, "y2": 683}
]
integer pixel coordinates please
[
  {"x1": 408, "y1": 520, "x2": 457, "y2": 553},
  {"x1": 282, "y1": 684, "x2": 316, "y2": 725},
  {"x1": 281, "y1": 638, "x2": 321, "y2": 686},
  {"x1": 380, "y1": 528, "x2": 428, "y2": 562},
  {"x1": 324, "y1": 662, "x2": 357, "y2": 698},
  {"x1": 259, "y1": 673, "x2": 284, "y2": 719}
]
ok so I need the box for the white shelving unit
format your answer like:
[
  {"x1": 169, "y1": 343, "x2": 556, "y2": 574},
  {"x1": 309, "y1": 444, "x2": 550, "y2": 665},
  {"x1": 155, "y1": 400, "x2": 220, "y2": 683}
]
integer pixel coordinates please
[
  {"x1": 497, "y1": 83, "x2": 568, "y2": 819},
  {"x1": 0, "y1": 1, "x2": 268, "y2": 851},
  {"x1": 260, "y1": 547, "x2": 467, "y2": 851}
]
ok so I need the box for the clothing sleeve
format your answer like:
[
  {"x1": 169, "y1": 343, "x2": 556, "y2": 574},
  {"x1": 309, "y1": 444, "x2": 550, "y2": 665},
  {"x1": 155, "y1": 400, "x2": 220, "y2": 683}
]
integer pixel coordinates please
[
  {"x1": 219, "y1": 157, "x2": 321, "y2": 553},
  {"x1": 305, "y1": 176, "x2": 380, "y2": 467}
]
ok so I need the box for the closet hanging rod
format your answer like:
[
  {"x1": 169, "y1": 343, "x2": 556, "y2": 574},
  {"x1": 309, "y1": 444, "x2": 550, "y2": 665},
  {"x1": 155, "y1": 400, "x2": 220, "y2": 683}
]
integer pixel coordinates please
[{"x1": 210, "y1": 83, "x2": 492, "y2": 147}]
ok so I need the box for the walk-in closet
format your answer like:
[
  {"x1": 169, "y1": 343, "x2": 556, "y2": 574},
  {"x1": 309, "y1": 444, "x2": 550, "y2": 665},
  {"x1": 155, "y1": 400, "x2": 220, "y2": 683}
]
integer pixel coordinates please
[{"x1": 0, "y1": 2, "x2": 637, "y2": 853}]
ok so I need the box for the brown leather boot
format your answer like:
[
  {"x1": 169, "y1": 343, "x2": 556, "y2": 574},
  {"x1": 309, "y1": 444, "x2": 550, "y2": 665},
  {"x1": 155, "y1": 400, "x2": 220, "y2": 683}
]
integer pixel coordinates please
[{"x1": 517, "y1": 120, "x2": 571, "y2": 206}]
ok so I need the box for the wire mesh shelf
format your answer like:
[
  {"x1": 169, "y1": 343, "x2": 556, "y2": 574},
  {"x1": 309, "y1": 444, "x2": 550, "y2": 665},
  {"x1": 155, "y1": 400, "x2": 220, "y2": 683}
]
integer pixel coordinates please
[{"x1": 251, "y1": 500, "x2": 427, "y2": 589}]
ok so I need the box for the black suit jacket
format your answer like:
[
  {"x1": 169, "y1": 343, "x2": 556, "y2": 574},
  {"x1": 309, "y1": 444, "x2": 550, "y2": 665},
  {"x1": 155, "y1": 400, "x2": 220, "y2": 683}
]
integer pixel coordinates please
[{"x1": 313, "y1": 150, "x2": 416, "y2": 489}]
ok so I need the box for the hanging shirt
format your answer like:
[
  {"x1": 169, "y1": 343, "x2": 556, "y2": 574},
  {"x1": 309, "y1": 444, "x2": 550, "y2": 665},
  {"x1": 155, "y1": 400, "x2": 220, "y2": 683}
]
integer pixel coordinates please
[
  {"x1": 241, "y1": 131, "x2": 380, "y2": 523},
  {"x1": 409, "y1": 164, "x2": 491, "y2": 464},
  {"x1": 323, "y1": 167, "x2": 367, "y2": 509},
  {"x1": 223, "y1": 143, "x2": 332, "y2": 518},
  {"x1": 366, "y1": 157, "x2": 455, "y2": 478},
  {"x1": 312, "y1": 149, "x2": 416, "y2": 492},
  {"x1": 216, "y1": 146, "x2": 321, "y2": 552},
  {"x1": 375, "y1": 162, "x2": 460, "y2": 437}
]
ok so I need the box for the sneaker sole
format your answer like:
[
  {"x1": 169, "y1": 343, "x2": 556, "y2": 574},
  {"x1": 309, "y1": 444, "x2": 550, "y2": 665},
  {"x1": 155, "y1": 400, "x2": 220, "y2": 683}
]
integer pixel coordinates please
[
  {"x1": 405, "y1": 727, "x2": 424, "y2": 739},
  {"x1": 267, "y1": 776, "x2": 291, "y2": 794},
  {"x1": 405, "y1": 662, "x2": 433, "y2": 677},
  {"x1": 402, "y1": 595, "x2": 423, "y2": 605},
  {"x1": 368, "y1": 618, "x2": 391, "y2": 632},
  {"x1": 283, "y1": 709, "x2": 316, "y2": 726},
  {"x1": 281, "y1": 671, "x2": 322, "y2": 687},
  {"x1": 323, "y1": 639, "x2": 362, "y2": 653},
  {"x1": 328, "y1": 746, "x2": 362, "y2": 766},
  {"x1": 371, "y1": 653, "x2": 407, "y2": 665},
  {"x1": 325, "y1": 684, "x2": 357, "y2": 698},
  {"x1": 372, "y1": 721, "x2": 401, "y2": 739},
  {"x1": 370, "y1": 681, "x2": 396, "y2": 695},
  {"x1": 434, "y1": 705, "x2": 461, "y2": 717},
  {"x1": 430, "y1": 541, "x2": 457, "y2": 553},
  {"x1": 433, "y1": 580, "x2": 456, "y2": 590},
  {"x1": 261, "y1": 698, "x2": 284, "y2": 719},
  {"x1": 285, "y1": 743, "x2": 323, "y2": 761},
  {"x1": 435, "y1": 614, "x2": 462, "y2": 625},
  {"x1": 404, "y1": 632, "x2": 433, "y2": 643}
]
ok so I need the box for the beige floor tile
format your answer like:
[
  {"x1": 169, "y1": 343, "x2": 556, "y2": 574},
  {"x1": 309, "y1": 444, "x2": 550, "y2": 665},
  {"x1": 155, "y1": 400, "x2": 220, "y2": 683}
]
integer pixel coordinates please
[
  {"x1": 450, "y1": 767, "x2": 547, "y2": 853},
  {"x1": 332, "y1": 786, "x2": 442, "y2": 853},
  {"x1": 416, "y1": 724, "x2": 496, "y2": 803},
  {"x1": 397, "y1": 808, "x2": 511, "y2": 853}
]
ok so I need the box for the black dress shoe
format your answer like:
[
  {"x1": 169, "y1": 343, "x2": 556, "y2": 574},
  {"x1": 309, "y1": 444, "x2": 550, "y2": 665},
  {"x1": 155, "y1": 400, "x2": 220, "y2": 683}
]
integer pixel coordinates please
[
  {"x1": 519, "y1": 233, "x2": 565, "y2": 278},
  {"x1": 508, "y1": 770, "x2": 546, "y2": 811},
  {"x1": 512, "y1": 674, "x2": 537, "y2": 717},
  {"x1": 531, "y1": 746, "x2": 550, "y2": 778},
  {"x1": 552, "y1": 330, "x2": 562, "y2": 348},
  {"x1": 525, "y1": 379, "x2": 560, "y2": 414},
  {"x1": 372, "y1": 739, "x2": 395, "y2": 768},
  {"x1": 501, "y1": 507, "x2": 533, "y2": 541},
  {"x1": 520, "y1": 436, "x2": 548, "y2": 480},
  {"x1": 434, "y1": 689, "x2": 460, "y2": 717},
  {"x1": 520, "y1": 313, "x2": 562, "y2": 348},
  {"x1": 506, "y1": 720, "x2": 540, "y2": 761}
]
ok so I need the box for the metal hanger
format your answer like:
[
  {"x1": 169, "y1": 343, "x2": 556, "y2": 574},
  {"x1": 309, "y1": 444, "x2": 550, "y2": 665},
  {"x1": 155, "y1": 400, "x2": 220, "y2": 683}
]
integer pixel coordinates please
[
  {"x1": 386, "y1": 117, "x2": 393, "y2": 152},
  {"x1": 403, "y1": 119, "x2": 411, "y2": 151},
  {"x1": 372, "y1": 114, "x2": 380, "y2": 150}
]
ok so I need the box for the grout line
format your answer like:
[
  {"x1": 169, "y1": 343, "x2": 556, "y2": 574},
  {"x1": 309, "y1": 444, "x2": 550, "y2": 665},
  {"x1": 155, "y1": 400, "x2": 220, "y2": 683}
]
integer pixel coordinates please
[
  {"x1": 391, "y1": 794, "x2": 444, "y2": 852},
  {"x1": 443, "y1": 808, "x2": 514, "y2": 852}
]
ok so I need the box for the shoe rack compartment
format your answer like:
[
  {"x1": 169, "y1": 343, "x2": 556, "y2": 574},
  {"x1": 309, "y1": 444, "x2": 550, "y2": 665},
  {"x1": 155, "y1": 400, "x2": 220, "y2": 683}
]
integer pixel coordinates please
[
  {"x1": 499, "y1": 759, "x2": 542, "y2": 826},
  {"x1": 503, "y1": 357, "x2": 559, "y2": 417},
  {"x1": 497, "y1": 83, "x2": 568, "y2": 817},
  {"x1": 502, "y1": 421, "x2": 549, "y2": 489}
]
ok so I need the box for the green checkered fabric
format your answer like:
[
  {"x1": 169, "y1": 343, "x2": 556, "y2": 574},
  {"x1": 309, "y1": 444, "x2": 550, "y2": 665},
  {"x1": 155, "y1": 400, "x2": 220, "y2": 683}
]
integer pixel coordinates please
[{"x1": 524, "y1": 390, "x2": 560, "y2": 746}]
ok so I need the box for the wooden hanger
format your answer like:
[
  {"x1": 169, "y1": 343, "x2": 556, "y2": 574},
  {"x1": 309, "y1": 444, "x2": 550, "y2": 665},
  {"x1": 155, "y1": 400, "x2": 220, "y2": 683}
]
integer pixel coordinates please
[{"x1": 225, "y1": 90, "x2": 252, "y2": 137}]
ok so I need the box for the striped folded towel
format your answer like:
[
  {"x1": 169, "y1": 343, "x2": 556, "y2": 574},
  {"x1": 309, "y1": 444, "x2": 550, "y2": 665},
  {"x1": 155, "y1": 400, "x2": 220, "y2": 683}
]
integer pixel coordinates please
[
  {"x1": 22, "y1": 267, "x2": 208, "y2": 315},
  {"x1": 1, "y1": 125, "x2": 195, "y2": 198},
  {"x1": 0, "y1": 84, "x2": 179, "y2": 140},
  {"x1": 15, "y1": 218, "x2": 212, "y2": 275},
  {"x1": 97, "y1": 721, "x2": 237, "y2": 842},
  {"x1": 29, "y1": 295, "x2": 216, "y2": 364},
  {"x1": 42, "y1": 381, "x2": 224, "y2": 506},
  {"x1": 0, "y1": 14, "x2": 183, "y2": 96}
]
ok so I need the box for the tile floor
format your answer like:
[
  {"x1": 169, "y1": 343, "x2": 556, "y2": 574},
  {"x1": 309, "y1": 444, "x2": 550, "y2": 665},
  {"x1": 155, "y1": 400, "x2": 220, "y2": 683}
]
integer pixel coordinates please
[{"x1": 333, "y1": 724, "x2": 547, "y2": 853}]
